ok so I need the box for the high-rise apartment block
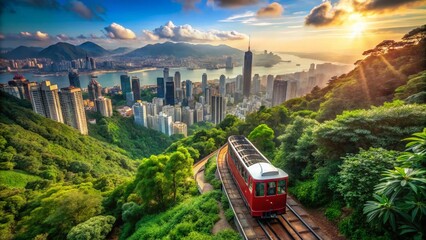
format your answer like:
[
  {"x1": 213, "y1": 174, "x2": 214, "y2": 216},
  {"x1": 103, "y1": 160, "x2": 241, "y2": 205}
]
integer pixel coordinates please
[
  {"x1": 95, "y1": 97, "x2": 113, "y2": 117},
  {"x1": 133, "y1": 101, "x2": 148, "y2": 127},
  {"x1": 120, "y1": 75, "x2": 131, "y2": 95},
  {"x1": 211, "y1": 95, "x2": 225, "y2": 125},
  {"x1": 88, "y1": 75, "x2": 102, "y2": 101},
  {"x1": 68, "y1": 70, "x2": 80, "y2": 88},
  {"x1": 131, "y1": 76, "x2": 141, "y2": 101},
  {"x1": 30, "y1": 80, "x2": 64, "y2": 123},
  {"x1": 59, "y1": 86, "x2": 88, "y2": 135},
  {"x1": 272, "y1": 80, "x2": 288, "y2": 107},
  {"x1": 173, "y1": 121, "x2": 187, "y2": 137}
]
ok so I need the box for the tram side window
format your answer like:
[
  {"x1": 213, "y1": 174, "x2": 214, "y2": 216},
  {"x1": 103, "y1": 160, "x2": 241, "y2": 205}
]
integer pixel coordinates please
[
  {"x1": 267, "y1": 181, "x2": 276, "y2": 196},
  {"x1": 249, "y1": 178, "x2": 252, "y2": 192},
  {"x1": 255, "y1": 182, "x2": 265, "y2": 197},
  {"x1": 278, "y1": 180, "x2": 286, "y2": 194}
]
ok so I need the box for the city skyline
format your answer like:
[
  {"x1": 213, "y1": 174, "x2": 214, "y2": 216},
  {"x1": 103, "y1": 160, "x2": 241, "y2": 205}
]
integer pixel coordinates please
[{"x1": 1, "y1": 0, "x2": 425, "y2": 55}]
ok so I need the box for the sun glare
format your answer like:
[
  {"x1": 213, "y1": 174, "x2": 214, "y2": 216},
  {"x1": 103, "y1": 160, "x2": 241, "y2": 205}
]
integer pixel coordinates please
[{"x1": 351, "y1": 21, "x2": 366, "y2": 37}]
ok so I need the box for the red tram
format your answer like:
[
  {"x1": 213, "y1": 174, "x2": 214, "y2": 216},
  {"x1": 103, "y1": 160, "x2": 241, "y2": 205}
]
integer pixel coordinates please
[{"x1": 227, "y1": 135, "x2": 288, "y2": 217}]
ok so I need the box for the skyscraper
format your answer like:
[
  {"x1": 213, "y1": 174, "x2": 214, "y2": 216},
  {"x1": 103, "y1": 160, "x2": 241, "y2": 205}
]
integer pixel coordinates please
[
  {"x1": 95, "y1": 97, "x2": 113, "y2": 117},
  {"x1": 30, "y1": 80, "x2": 64, "y2": 123},
  {"x1": 226, "y1": 56, "x2": 233, "y2": 69},
  {"x1": 243, "y1": 42, "x2": 253, "y2": 98},
  {"x1": 131, "y1": 76, "x2": 141, "y2": 101},
  {"x1": 174, "y1": 71, "x2": 181, "y2": 92},
  {"x1": 252, "y1": 74, "x2": 260, "y2": 95},
  {"x1": 88, "y1": 75, "x2": 102, "y2": 101},
  {"x1": 133, "y1": 101, "x2": 147, "y2": 127},
  {"x1": 266, "y1": 74, "x2": 274, "y2": 99},
  {"x1": 163, "y1": 68, "x2": 169, "y2": 96},
  {"x1": 90, "y1": 58, "x2": 96, "y2": 70},
  {"x1": 157, "y1": 77, "x2": 164, "y2": 98},
  {"x1": 59, "y1": 86, "x2": 88, "y2": 135},
  {"x1": 219, "y1": 74, "x2": 226, "y2": 96},
  {"x1": 120, "y1": 75, "x2": 131, "y2": 95},
  {"x1": 185, "y1": 80, "x2": 193, "y2": 98},
  {"x1": 202, "y1": 73, "x2": 207, "y2": 92},
  {"x1": 211, "y1": 95, "x2": 225, "y2": 125},
  {"x1": 272, "y1": 80, "x2": 288, "y2": 107},
  {"x1": 165, "y1": 81, "x2": 175, "y2": 105},
  {"x1": 68, "y1": 70, "x2": 80, "y2": 88}
]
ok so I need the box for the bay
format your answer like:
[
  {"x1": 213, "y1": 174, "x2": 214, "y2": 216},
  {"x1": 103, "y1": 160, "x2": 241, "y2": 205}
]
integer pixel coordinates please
[{"x1": 0, "y1": 54, "x2": 348, "y2": 89}]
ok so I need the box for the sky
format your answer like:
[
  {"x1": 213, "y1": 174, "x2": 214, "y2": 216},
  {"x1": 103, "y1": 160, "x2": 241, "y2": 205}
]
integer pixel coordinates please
[{"x1": 0, "y1": 0, "x2": 425, "y2": 55}]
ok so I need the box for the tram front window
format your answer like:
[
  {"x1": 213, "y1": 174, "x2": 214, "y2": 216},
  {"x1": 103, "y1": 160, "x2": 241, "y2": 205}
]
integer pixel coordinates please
[
  {"x1": 278, "y1": 180, "x2": 286, "y2": 194},
  {"x1": 255, "y1": 182, "x2": 264, "y2": 197},
  {"x1": 267, "y1": 181, "x2": 276, "y2": 196}
]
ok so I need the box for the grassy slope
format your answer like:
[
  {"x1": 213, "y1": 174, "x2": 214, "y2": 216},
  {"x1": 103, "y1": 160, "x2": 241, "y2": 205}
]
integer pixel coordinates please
[
  {"x1": 128, "y1": 191, "x2": 240, "y2": 240},
  {"x1": 0, "y1": 170, "x2": 41, "y2": 188}
]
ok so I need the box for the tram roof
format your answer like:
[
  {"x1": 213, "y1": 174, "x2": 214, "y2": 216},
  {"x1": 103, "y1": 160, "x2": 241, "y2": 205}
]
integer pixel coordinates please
[{"x1": 228, "y1": 136, "x2": 289, "y2": 180}]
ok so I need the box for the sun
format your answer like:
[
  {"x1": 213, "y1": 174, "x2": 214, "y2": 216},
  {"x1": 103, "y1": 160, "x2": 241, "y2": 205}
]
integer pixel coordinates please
[
  {"x1": 351, "y1": 21, "x2": 366, "y2": 37},
  {"x1": 349, "y1": 14, "x2": 367, "y2": 38}
]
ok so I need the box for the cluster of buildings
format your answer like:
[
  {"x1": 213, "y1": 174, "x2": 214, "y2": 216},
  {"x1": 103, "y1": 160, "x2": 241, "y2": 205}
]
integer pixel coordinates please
[
  {"x1": 122, "y1": 68, "x2": 226, "y2": 137},
  {"x1": 1, "y1": 42, "x2": 351, "y2": 137},
  {"x1": 0, "y1": 73, "x2": 115, "y2": 135},
  {"x1": 4, "y1": 55, "x2": 117, "y2": 73}
]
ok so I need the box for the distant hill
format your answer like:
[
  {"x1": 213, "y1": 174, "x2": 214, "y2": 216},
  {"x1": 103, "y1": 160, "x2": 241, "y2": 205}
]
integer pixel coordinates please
[
  {"x1": 111, "y1": 47, "x2": 134, "y2": 55},
  {"x1": 38, "y1": 42, "x2": 87, "y2": 61},
  {"x1": 1, "y1": 46, "x2": 43, "y2": 59},
  {"x1": 125, "y1": 42, "x2": 243, "y2": 58},
  {"x1": 78, "y1": 41, "x2": 110, "y2": 57}
]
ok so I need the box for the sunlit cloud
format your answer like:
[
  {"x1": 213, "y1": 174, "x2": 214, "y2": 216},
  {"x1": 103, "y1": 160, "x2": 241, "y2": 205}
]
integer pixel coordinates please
[
  {"x1": 305, "y1": 0, "x2": 426, "y2": 27},
  {"x1": 219, "y1": 11, "x2": 256, "y2": 22},
  {"x1": 104, "y1": 23, "x2": 137, "y2": 40},
  {"x1": 143, "y1": 21, "x2": 248, "y2": 42},
  {"x1": 257, "y1": 2, "x2": 284, "y2": 17}
]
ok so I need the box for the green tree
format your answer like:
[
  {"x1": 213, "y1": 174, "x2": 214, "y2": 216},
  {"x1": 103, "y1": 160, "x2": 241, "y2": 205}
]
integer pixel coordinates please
[
  {"x1": 364, "y1": 129, "x2": 426, "y2": 239},
  {"x1": 248, "y1": 124, "x2": 275, "y2": 158},
  {"x1": 274, "y1": 117, "x2": 318, "y2": 179},
  {"x1": 135, "y1": 154, "x2": 169, "y2": 211},
  {"x1": 337, "y1": 148, "x2": 397, "y2": 208},
  {"x1": 16, "y1": 183, "x2": 103, "y2": 239},
  {"x1": 165, "y1": 147, "x2": 194, "y2": 202},
  {"x1": 67, "y1": 215, "x2": 115, "y2": 240}
]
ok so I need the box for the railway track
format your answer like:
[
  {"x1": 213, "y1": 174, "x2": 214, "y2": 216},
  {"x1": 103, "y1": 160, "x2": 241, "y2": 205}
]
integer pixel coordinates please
[
  {"x1": 217, "y1": 145, "x2": 326, "y2": 240},
  {"x1": 258, "y1": 203, "x2": 323, "y2": 240}
]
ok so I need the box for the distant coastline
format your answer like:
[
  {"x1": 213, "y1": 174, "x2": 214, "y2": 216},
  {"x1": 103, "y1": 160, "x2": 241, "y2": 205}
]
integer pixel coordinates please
[{"x1": 280, "y1": 52, "x2": 361, "y2": 65}]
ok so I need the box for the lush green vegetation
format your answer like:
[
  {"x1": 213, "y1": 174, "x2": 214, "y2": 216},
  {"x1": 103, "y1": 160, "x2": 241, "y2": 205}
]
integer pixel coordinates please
[
  {"x1": 127, "y1": 191, "x2": 239, "y2": 240},
  {"x1": 0, "y1": 92, "x2": 136, "y2": 182},
  {"x1": 0, "y1": 170, "x2": 41, "y2": 188},
  {"x1": 88, "y1": 112, "x2": 173, "y2": 159}
]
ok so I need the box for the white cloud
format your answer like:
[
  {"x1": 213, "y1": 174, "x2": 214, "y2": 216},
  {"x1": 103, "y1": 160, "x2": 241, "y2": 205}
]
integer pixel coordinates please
[
  {"x1": 104, "y1": 23, "x2": 137, "y2": 40},
  {"x1": 143, "y1": 21, "x2": 248, "y2": 42},
  {"x1": 18, "y1": 31, "x2": 50, "y2": 41},
  {"x1": 219, "y1": 11, "x2": 256, "y2": 22}
]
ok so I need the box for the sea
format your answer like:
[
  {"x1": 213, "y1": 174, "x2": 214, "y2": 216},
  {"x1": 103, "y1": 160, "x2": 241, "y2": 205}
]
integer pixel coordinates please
[{"x1": 0, "y1": 54, "x2": 348, "y2": 89}]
